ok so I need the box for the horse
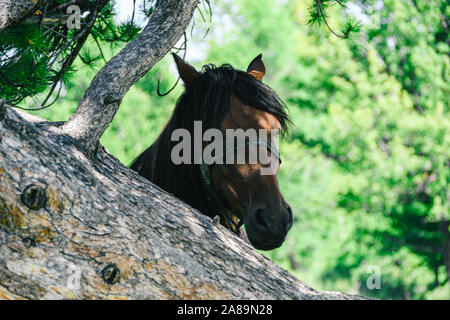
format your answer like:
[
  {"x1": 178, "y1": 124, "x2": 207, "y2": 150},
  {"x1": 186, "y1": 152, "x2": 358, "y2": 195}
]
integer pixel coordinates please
[{"x1": 130, "y1": 53, "x2": 293, "y2": 250}]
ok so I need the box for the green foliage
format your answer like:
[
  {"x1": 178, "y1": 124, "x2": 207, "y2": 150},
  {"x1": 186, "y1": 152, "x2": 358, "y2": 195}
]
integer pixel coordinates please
[{"x1": 17, "y1": 0, "x2": 449, "y2": 299}]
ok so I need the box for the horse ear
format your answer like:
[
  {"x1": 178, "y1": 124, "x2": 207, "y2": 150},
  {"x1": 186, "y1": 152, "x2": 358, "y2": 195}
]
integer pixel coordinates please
[
  {"x1": 172, "y1": 52, "x2": 198, "y2": 87},
  {"x1": 246, "y1": 53, "x2": 266, "y2": 81}
]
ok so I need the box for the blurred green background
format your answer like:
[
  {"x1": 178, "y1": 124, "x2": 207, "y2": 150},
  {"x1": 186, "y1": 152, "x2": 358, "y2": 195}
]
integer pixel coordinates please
[{"x1": 31, "y1": 0, "x2": 449, "y2": 299}]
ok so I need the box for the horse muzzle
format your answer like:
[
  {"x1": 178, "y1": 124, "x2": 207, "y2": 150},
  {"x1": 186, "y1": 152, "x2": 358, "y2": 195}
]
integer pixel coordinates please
[{"x1": 244, "y1": 204, "x2": 293, "y2": 250}]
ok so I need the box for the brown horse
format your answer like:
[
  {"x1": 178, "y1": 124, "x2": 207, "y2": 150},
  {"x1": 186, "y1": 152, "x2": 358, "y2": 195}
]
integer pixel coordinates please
[{"x1": 131, "y1": 53, "x2": 293, "y2": 250}]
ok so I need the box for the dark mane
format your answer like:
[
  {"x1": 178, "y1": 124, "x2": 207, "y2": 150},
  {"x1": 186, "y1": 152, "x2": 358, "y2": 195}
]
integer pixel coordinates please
[{"x1": 130, "y1": 63, "x2": 290, "y2": 217}]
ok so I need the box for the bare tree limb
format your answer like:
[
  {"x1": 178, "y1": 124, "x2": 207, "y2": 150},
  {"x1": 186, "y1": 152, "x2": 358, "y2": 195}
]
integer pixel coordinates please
[{"x1": 61, "y1": 0, "x2": 199, "y2": 154}]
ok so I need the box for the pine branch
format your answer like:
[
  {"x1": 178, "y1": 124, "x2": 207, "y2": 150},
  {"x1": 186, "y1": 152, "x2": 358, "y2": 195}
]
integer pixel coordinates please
[
  {"x1": 308, "y1": 0, "x2": 361, "y2": 39},
  {"x1": 0, "y1": 0, "x2": 141, "y2": 107}
]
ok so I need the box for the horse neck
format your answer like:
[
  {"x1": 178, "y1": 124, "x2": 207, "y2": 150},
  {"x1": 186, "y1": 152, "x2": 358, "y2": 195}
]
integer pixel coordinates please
[{"x1": 150, "y1": 121, "x2": 212, "y2": 216}]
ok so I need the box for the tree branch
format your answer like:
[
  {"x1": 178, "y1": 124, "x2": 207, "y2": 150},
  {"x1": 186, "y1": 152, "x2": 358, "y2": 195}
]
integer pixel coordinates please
[{"x1": 61, "y1": 0, "x2": 199, "y2": 154}]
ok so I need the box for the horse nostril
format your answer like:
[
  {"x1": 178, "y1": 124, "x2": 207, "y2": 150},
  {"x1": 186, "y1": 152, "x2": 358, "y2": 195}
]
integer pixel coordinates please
[
  {"x1": 255, "y1": 208, "x2": 269, "y2": 232},
  {"x1": 286, "y1": 205, "x2": 293, "y2": 231}
]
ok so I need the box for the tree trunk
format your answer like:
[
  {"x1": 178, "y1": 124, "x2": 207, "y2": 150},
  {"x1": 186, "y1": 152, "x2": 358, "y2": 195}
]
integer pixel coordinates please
[{"x1": 0, "y1": 105, "x2": 364, "y2": 300}]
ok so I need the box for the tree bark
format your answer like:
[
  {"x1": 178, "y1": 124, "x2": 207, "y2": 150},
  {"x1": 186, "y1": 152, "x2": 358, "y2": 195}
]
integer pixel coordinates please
[
  {"x1": 0, "y1": 105, "x2": 364, "y2": 300},
  {"x1": 0, "y1": 0, "x2": 45, "y2": 32}
]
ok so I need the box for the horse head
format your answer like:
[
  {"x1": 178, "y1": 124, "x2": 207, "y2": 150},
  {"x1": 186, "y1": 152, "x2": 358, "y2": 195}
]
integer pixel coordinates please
[{"x1": 172, "y1": 54, "x2": 293, "y2": 250}]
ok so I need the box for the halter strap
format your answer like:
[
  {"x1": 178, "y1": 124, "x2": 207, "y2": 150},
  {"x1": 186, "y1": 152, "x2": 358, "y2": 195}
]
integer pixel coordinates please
[
  {"x1": 213, "y1": 138, "x2": 280, "y2": 164},
  {"x1": 199, "y1": 137, "x2": 281, "y2": 235},
  {"x1": 199, "y1": 162, "x2": 242, "y2": 235}
]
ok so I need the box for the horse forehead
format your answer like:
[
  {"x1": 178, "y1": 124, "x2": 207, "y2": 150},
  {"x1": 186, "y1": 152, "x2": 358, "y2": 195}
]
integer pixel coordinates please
[{"x1": 226, "y1": 99, "x2": 280, "y2": 131}]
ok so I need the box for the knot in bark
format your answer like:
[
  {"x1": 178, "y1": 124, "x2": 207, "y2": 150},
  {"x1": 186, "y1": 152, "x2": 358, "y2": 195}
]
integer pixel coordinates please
[
  {"x1": 101, "y1": 264, "x2": 120, "y2": 285},
  {"x1": 20, "y1": 184, "x2": 47, "y2": 210}
]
